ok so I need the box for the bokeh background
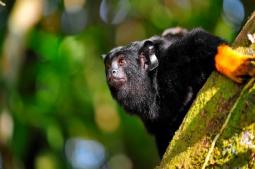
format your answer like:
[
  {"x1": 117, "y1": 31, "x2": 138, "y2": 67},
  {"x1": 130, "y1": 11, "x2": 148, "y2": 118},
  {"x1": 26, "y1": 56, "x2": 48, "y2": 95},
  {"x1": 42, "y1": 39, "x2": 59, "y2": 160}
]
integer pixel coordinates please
[{"x1": 0, "y1": 0, "x2": 254, "y2": 169}]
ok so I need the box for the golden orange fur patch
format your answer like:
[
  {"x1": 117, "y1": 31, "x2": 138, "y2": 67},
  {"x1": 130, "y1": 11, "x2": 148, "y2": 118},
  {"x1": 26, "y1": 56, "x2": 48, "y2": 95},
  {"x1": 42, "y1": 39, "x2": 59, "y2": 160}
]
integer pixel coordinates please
[{"x1": 215, "y1": 45, "x2": 255, "y2": 83}]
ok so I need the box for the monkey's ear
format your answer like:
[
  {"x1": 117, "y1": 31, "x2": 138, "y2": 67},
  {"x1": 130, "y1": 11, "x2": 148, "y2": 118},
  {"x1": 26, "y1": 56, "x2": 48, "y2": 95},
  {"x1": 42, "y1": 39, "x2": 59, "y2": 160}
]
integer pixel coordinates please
[{"x1": 139, "y1": 40, "x2": 159, "y2": 71}]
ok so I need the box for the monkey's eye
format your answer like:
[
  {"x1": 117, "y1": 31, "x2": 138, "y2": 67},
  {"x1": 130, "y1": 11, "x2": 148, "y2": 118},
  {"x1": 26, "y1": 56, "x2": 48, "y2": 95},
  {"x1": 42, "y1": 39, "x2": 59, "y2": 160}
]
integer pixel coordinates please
[{"x1": 118, "y1": 57, "x2": 126, "y2": 66}]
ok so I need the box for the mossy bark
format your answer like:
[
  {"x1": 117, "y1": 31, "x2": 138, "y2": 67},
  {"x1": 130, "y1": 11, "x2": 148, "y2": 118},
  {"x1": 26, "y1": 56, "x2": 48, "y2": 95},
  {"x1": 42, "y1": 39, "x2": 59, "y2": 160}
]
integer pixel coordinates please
[{"x1": 157, "y1": 12, "x2": 255, "y2": 169}]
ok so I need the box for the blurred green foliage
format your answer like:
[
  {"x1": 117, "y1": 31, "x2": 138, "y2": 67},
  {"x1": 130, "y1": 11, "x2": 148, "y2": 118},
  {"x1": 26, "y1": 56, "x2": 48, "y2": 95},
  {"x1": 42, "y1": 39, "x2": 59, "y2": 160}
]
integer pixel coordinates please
[{"x1": 0, "y1": 0, "x2": 254, "y2": 169}]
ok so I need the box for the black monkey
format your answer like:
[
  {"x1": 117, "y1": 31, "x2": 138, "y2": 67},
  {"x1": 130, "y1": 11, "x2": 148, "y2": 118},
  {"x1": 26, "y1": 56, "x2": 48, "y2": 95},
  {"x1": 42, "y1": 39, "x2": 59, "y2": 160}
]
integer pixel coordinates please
[{"x1": 103, "y1": 28, "x2": 255, "y2": 157}]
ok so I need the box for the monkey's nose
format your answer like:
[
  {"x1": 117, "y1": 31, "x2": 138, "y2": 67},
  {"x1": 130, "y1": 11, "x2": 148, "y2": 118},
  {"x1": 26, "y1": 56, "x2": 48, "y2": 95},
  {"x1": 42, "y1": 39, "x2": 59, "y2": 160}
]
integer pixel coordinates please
[{"x1": 112, "y1": 69, "x2": 118, "y2": 75}]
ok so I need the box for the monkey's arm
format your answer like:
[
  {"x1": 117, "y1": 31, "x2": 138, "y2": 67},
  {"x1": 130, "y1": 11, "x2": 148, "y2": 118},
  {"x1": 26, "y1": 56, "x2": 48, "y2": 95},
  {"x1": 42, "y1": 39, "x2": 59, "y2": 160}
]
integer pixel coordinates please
[{"x1": 215, "y1": 44, "x2": 255, "y2": 83}]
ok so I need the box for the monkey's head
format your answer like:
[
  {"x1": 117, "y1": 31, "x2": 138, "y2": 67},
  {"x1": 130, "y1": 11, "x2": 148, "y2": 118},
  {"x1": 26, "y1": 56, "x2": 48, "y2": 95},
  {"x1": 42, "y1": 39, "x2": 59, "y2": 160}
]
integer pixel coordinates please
[
  {"x1": 103, "y1": 39, "x2": 160, "y2": 116},
  {"x1": 104, "y1": 40, "x2": 159, "y2": 88},
  {"x1": 103, "y1": 27, "x2": 188, "y2": 90}
]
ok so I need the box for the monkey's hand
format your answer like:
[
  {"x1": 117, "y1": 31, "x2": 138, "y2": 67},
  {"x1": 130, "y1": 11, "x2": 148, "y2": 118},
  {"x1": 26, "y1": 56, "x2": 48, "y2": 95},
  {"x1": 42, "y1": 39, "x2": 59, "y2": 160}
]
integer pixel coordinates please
[{"x1": 215, "y1": 44, "x2": 255, "y2": 83}]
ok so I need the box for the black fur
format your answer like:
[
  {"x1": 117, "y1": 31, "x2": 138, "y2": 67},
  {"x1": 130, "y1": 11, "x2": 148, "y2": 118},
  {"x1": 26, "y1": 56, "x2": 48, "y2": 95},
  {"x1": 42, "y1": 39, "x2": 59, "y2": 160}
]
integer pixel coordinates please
[{"x1": 104, "y1": 28, "x2": 226, "y2": 157}]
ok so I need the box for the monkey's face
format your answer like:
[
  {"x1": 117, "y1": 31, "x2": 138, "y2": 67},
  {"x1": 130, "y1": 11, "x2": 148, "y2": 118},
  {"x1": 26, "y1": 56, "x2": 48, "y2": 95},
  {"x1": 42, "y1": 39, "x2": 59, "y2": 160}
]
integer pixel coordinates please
[
  {"x1": 105, "y1": 53, "x2": 128, "y2": 89},
  {"x1": 104, "y1": 43, "x2": 141, "y2": 90}
]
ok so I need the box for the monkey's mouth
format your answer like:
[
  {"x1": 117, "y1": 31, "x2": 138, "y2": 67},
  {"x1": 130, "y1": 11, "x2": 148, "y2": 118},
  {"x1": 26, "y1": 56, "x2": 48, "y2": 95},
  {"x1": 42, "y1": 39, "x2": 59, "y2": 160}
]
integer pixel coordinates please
[{"x1": 108, "y1": 77, "x2": 127, "y2": 88}]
